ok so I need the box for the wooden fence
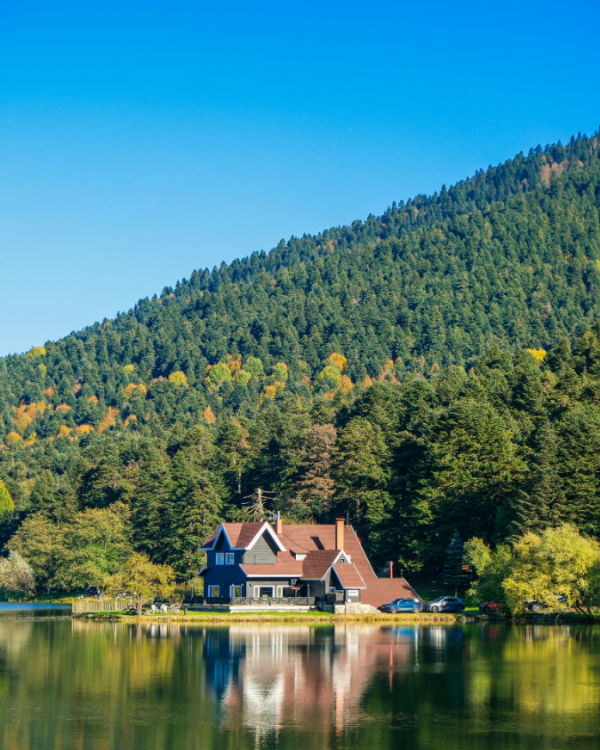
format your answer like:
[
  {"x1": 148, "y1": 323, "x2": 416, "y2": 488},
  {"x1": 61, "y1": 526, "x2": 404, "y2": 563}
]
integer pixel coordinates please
[
  {"x1": 199, "y1": 596, "x2": 315, "y2": 607},
  {"x1": 71, "y1": 600, "x2": 129, "y2": 613}
]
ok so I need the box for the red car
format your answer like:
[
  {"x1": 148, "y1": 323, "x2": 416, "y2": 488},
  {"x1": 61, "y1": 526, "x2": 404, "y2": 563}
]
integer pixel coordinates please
[{"x1": 479, "y1": 601, "x2": 499, "y2": 613}]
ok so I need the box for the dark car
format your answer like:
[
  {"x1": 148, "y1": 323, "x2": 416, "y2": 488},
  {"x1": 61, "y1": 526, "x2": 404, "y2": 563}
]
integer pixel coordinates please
[
  {"x1": 379, "y1": 597, "x2": 423, "y2": 614},
  {"x1": 479, "y1": 601, "x2": 499, "y2": 613},
  {"x1": 424, "y1": 596, "x2": 465, "y2": 613},
  {"x1": 527, "y1": 596, "x2": 568, "y2": 612}
]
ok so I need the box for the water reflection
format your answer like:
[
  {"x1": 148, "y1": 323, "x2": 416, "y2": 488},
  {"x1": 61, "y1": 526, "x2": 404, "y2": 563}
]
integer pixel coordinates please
[{"x1": 0, "y1": 620, "x2": 598, "y2": 749}]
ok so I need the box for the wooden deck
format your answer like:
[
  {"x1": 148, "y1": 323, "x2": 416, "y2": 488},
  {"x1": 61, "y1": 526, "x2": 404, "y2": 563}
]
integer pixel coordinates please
[{"x1": 71, "y1": 600, "x2": 129, "y2": 613}]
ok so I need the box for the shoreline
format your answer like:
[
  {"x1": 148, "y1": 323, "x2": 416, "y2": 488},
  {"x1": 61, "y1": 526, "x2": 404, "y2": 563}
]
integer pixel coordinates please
[{"x1": 71, "y1": 610, "x2": 600, "y2": 625}]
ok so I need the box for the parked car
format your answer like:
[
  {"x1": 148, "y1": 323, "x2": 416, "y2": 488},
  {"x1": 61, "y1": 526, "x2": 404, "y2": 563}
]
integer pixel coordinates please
[
  {"x1": 479, "y1": 601, "x2": 500, "y2": 613},
  {"x1": 379, "y1": 597, "x2": 423, "y2": 614},
  {"x1": 527, "y1": 596, "x2": 568, "y2": 612},
  {"x1": 424, "y1": 596, "x2": 465, "y2": 613}
]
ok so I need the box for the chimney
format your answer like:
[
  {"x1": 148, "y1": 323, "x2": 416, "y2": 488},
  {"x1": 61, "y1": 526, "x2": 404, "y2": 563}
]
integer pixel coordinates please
[
  {"x1": 335, "y1": 518, "x2": 344, "y2": 551},
  {"x1": 275, "y1": 511, "x2": 282, "y2": 535}
]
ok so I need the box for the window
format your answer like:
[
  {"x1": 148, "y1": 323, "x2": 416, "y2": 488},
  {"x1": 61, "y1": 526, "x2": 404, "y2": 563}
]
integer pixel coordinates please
[
  {"x1": 208, "y1": 586, "x2": 220, "y2": 597},
  {"x1": 347, "y1": 590, "x2": 358, "y2": 597},
  {"x1": 225, "y1": 553, "x2": 234, "y2": 565},
  {"x1": 231, "y1": 585, "x2": 242, "y2": 597},
  {"x1": 259, "y1": 587, "x2": 273, "y2": 598},
  {"x1": 215, "y1": 553, "x2": 224, "y2": 565}
]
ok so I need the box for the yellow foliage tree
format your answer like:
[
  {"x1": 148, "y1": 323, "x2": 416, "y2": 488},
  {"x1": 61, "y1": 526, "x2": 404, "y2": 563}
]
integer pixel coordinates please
[
  {"x1": 24, "y1": 433, "x2": 38, "y2": 447},
  {"x1": 362, "y1": 375, "x2": 373, "y2": 388},
  {"x1": 204, "y1": 362, "x2": 232, "y2": 389},
  {"x1": 339, "y1": 375, "x2": 354, "y2": 394},
  {"x1": 527, "y1": 348, "x2": 547, "y2": 362},
  {"x1": 123, "y1": 415, "x2": 138, "y2": 428},
  {"x1": 271, "y1": 362, "x2": 289, "y2": 383},
  {"x1": 26, "y1": 346, "x2": 46, "y2": 359},
  {"x1": 325, "y1": 353, "x2": 347, "y2": 373},
  {"x1": 76, "y1": 425, "x2": 94, "y2": 437},
  {"x1": 203, "y1": 405, "x2": 217, "y2": 424},
  {"x1": 12, "y1": 401, "x2": 47, "y2": 434},
  {"x1": 87, "y1": 395, "x2": 99, "y2": 404},
  {"x1": 317, "y1": 366, "x2": 342, "y2": 389},
  {"x1": 57, "y1": 425, "x2": 71, "y2": 438},
  {"x1": 123, "y1": 364, "x2": 136, "y2": 373},
  {"x1": 226, "y1": 354, "x2": 242, "y2": 375},
  {"x1": 123, "y1": 383, "x2": 147, "y2": 399},
  {"x1": 502, "y1": 525, "x2": 600, "y2": 614},
  {"x1": 56, "y1": 403, "x2": 71, "y2": 414},
  {"x1": 168, "y1": 370, "x2": 188, "y2": 389},
  {"x1": 97, "y1": 407, "x2": 120, "y2": 435}
]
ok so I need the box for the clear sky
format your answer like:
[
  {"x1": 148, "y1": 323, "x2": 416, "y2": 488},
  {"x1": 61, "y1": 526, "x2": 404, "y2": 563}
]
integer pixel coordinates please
[{"x1": 1, "y1": 0, "x2": 599, "y2": 356}]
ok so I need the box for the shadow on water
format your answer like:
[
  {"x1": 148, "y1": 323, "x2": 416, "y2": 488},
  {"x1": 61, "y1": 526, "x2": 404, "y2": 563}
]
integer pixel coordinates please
[{"x1": 0, "y1": 619, "x2": 599, "y2": 749}]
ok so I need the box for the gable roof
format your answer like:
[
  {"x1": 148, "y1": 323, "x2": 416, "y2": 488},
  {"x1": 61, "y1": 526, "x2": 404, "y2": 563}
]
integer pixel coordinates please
[
  {"x1": 301, "y1": 550, "x2": 340, "y2": 579},
  {"x1": 201, "y1": 522, "x2": 286, "y2": 552},
  {"x1": 332, "y1": 564, "x2": 366, "y2": 589}
]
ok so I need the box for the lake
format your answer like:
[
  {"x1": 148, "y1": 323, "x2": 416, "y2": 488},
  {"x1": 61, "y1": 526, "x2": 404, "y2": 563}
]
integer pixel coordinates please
[{"x1": 0, "y1": 614, "x2": 599, "y2": 749}]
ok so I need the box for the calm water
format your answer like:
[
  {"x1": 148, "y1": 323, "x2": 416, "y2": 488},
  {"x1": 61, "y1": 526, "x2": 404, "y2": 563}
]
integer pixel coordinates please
[{"x1": 0, "y1": 617, "x2": 599, "y2": 749}]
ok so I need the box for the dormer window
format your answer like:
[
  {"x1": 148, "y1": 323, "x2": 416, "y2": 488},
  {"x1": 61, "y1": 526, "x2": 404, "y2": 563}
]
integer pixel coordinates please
[{"x1": 216, "y1": 553, "x2": 224, "y2": 565}]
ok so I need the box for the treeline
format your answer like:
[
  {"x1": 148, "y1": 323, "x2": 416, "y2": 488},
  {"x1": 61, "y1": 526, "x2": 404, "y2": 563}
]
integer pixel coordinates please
[
  {"x1": 0, "y1": 131, "x2": 599, "y2": 452},
  {"x1": 4, "y1": 323, "x2": 600, "y2": 589}
]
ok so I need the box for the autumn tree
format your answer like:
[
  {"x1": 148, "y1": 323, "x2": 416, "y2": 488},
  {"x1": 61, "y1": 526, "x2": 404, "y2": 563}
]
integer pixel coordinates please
[{"x1": 104, "y1": 552, "x2": 175, "y2": 615}]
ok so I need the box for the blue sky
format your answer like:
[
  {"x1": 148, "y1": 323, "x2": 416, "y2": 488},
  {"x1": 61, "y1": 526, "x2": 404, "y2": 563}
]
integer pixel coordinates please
[{"x1": 1, "y1": 0, "x2": 599, "y2": 356}]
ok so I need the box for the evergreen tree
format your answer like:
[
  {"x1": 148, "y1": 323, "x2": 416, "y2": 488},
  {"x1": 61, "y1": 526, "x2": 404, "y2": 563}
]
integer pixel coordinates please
[
  {"x1": 292, "y1": 423, "x2": 337, "y2": 521},
  {"x1": 442, "y1": 531, "x2": 471, "y2": 596}
]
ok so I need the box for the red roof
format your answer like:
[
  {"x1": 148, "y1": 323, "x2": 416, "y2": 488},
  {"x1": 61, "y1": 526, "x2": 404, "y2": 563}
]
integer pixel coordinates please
[
  {"x1": 360, "y1": 578, "x2": 422, "y2": 608},
  {"x1": 332, "y1": 564, "x2": 366, "y2": 589},
  {"x1": 201, "y1": 522, "x2": 266, "y2": 549},
  {"x1": 301, "y1": 550, "x2": 339, "y2": 579}
]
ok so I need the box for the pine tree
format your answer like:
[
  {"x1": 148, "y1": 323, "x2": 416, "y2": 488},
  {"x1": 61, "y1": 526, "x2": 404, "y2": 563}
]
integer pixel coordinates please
[
  {"x1": 292, "y1": 424, "x2": 337, "y2": 521},
  {"x1": 169, "y1": 450, "x2": 223, "y2": 579},
  {"x1": 442, "y1": 531, "x2": 471, "y2": 596},
  {"x1": 131, "y1": 449, "x2": 173, "y2": 563}
]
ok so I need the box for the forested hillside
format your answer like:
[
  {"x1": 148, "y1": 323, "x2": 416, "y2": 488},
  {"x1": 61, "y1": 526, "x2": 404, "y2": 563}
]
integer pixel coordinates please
[{"x1": 1, "y1": 130, "x2": 600, "y2": 587}]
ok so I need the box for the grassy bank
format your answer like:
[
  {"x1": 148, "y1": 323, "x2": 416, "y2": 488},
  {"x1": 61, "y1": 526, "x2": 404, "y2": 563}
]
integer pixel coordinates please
[{"x1": 73, "y1": 610, "x2": 484, "y2": 624}]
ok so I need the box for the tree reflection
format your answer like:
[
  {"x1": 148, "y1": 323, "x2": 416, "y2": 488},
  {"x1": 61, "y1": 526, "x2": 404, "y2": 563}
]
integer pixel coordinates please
[{"x1": 0, "y1": 621, "x2": 598, "y2": 750}]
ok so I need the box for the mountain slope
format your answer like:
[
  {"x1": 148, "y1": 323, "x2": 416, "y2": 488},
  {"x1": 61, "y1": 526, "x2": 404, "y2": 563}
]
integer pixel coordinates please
[{"x1": 1, "y1": 131, "x2": 598, "y2": 445}]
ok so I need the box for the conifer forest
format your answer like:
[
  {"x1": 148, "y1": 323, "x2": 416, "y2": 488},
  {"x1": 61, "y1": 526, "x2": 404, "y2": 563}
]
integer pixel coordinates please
[{"x1": 2, "y1": 130, "x2": 600, "y2": 588}]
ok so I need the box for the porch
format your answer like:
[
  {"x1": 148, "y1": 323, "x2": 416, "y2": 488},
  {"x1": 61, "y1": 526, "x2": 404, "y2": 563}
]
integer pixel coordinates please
[{"x1": 190, "y1": 596, "x2": 317, "y2": 613}]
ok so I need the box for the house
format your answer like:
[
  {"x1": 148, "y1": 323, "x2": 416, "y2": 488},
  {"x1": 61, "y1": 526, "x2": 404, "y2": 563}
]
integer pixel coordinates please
[{"x1": 200, "y1": 516, "x2": 419, "y2": 609}]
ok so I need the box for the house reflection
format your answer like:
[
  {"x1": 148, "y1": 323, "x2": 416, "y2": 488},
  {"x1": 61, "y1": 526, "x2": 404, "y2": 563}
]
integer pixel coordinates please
[{"x1": 203, "y1": 624, "x2": 421, "y2": 734}]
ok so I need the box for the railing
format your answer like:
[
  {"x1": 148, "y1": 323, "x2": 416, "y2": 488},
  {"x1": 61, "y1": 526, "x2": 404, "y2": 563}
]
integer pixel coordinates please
[
  {"x1": 72, "y1": 600, "x2": 129, "y2": 613},
  {"x1": 198, "y1": 596, "x2": 316, "y2": 607}
]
